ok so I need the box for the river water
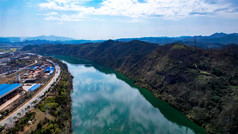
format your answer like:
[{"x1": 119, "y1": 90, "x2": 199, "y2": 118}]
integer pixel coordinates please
[{"x1": 58, "y1": 56, "x2": 205, "y2": 134}]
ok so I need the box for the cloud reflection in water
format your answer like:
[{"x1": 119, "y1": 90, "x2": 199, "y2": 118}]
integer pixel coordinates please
[{"x1": 69, "y1": 64, "x2": 195, "y2": 134}]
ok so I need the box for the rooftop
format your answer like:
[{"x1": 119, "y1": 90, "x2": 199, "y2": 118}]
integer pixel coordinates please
[
  {"x1": 0, "y1": 83, "x2": 22, "y2": 98},
  {"x1": 45, "y1": 67, "x2": 54, "y2": 72},
  {"x1": 28, "y1": 84, "x2": 40, "y2": 91},
  {"x1": 29, "y1": 66, "x2": 37, "y2": 70}
]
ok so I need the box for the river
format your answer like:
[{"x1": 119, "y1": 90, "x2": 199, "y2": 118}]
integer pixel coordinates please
[{"x1": 58, "y1": 56, "x2": 206, "y2": 134}]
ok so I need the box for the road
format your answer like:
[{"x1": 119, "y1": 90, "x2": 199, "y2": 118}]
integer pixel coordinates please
[{"x1": 0, "y1": 60, "x2": 61, "y2": 127}]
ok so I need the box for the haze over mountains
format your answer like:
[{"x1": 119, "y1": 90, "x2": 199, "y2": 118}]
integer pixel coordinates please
[
  {"x1": 1, "y1": 33, "x2": 238, "y2": 48},
  {"x1": 0, "y1": 35, "x2": 73, "y2": 42}
]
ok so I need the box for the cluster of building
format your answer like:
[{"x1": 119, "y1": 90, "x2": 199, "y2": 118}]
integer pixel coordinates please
[
  {"x1": 0, "y1": 52, "x2": 37, "y2": 75},
  {"x1": 0, "y1": 56, "x2": 55, "y2": 108},
  {"x1": 21, "y1": 62, "x2": 54, "y2": 83}
]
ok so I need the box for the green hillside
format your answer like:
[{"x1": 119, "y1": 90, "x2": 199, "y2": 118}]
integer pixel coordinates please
[{"x1": 22, "y1": 41, "x2": 238, "y2": 133}]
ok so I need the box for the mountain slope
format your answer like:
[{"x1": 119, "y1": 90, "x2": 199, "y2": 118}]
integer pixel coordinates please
[
  {"x1": 121, "y1": 44, "x2": 238, "y2": 133},
  {"x1": 22, "y1": 40, "x2": 159, "y2": 68},
  {"x1": 22, "y1": 41, "x2": 238, "y2": 133}
]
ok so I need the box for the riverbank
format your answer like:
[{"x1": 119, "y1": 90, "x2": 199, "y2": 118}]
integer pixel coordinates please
[
  {"x1": 22, "y1": 41, "x2": 238, "y2": 133},
  {"x1": 61, "y1": 57, "x2": 206, "y2": 134},
  {"x1": 2, "y1": 58, "x2": 73, "y2": 134}
]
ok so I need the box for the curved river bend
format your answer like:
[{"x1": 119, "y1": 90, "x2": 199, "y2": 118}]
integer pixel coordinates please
[{"x1": 58, "y1": 56, "x2": 205, "y2": 134}]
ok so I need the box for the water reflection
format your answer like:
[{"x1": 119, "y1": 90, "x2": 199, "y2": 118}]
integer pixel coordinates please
[{"x1": 66, "y1": 63, "x2": 202, "y2": 134}]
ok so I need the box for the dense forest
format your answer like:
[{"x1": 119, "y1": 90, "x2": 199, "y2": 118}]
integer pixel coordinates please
[{"x1": 22, "y1": 40, "x2": 238, "y2": 133}]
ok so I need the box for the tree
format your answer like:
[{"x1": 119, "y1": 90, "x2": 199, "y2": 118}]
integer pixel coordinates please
[
  {"x1": 37, "y1": 122, "x2": 42, "y2": 129},
  {"x1": 32, "y1": 100, "x2": 38, "y2": 105},
  {"x1": 13, "y1": 116, "x2": 17, "y2": 120}
]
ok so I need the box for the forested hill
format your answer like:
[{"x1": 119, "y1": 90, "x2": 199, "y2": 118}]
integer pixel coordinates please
[
  {"x1": 22, "y1": 40, "x2": 159, "y2": 68},
  {"x1": 22, "y1": 40, "x2": 238, "y2": 133}
]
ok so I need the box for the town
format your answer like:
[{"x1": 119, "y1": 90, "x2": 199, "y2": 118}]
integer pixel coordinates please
[{"x1": 0, "y1": 51, "x2": 60, "y2": 129}]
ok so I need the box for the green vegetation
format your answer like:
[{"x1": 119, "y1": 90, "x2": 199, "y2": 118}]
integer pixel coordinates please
[
  {"x1": 32, "y1": 58, "x2": 73, "y2": 134},
  {"x1": 0, "y1": 47, "x2": 18, "y2": 52},
  {"x1": 171, "y1": 44, "x2": 187, "y2": 49},
  {"x1": 6, "y1": 112, "x2": 35, "y2": 134},
  {"x1": 200, "y1": 71, "x2": 210, "y2": 75},
  {"x1": 22, "y1": 40, "x2": 238, "y2": 133}
]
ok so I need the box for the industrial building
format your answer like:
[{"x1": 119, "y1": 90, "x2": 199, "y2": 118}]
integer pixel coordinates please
[
  {"x1": 28, "y1": 84, "x2": 40, "y2": 92},
  {"x1": 0, "y1": 83, "x2": 22, "y2": 105},
  {"x1": 24, "y1": 78, "x2": 38, "y2": 83},
  {"x1": 45, "y1": 67, "x2": 55, "y2": 75}
]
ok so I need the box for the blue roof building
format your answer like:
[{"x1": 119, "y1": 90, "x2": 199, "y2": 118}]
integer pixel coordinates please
[
  {"x1": 45, "y1": 67, "x2": 55, "y2": 74},
  {"x1": 44, "y1": 67, "x2": 51, "y2": 73},
  {"x1": 49, "y1": 69, "x2": 54, "y2": 75},
  {"x1": 28, "y1": 84, "x2": 40, "y2": 92},
  {"x1": 29, "y1": 66, "x2": 37, "y2": 70},
  {"x1": 0, "y1": 84, "x2": 22, "y2": 99}
]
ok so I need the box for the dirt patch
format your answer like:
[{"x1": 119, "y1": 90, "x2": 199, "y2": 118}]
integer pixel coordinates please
[{"x1": 18, "y1": 109, "x2": 54, "y2": 134}]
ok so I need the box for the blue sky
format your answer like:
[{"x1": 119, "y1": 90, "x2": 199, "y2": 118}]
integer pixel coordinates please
[{"x1": 0, "y1": 0, "x2": 238, "y2": 39}]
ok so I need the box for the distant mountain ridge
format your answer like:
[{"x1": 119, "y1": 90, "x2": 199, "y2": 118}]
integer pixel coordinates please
[
  {"x1": 116, "y1": 32, "x2": 238, "y2": 48},
  {"x1": 23, "y1": 35, "x2": 74, "y2": 41},
  {"x1": 1, "y1": 33, "x2": 238, "y2": 48}
]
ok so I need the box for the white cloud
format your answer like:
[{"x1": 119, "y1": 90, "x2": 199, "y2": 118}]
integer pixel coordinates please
[
  {"x1": 39, "y1": 11, "x2": 58, "y2": 16},
  {"x1": 38, "y1": 0, "x2": 238, "y2": 22},
  {"x1": 47, "y1": 12, "x2": 58, "y2": 16},
  {"x1": 45, "y1": 13, "x2": 89, "y2": 21}
]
